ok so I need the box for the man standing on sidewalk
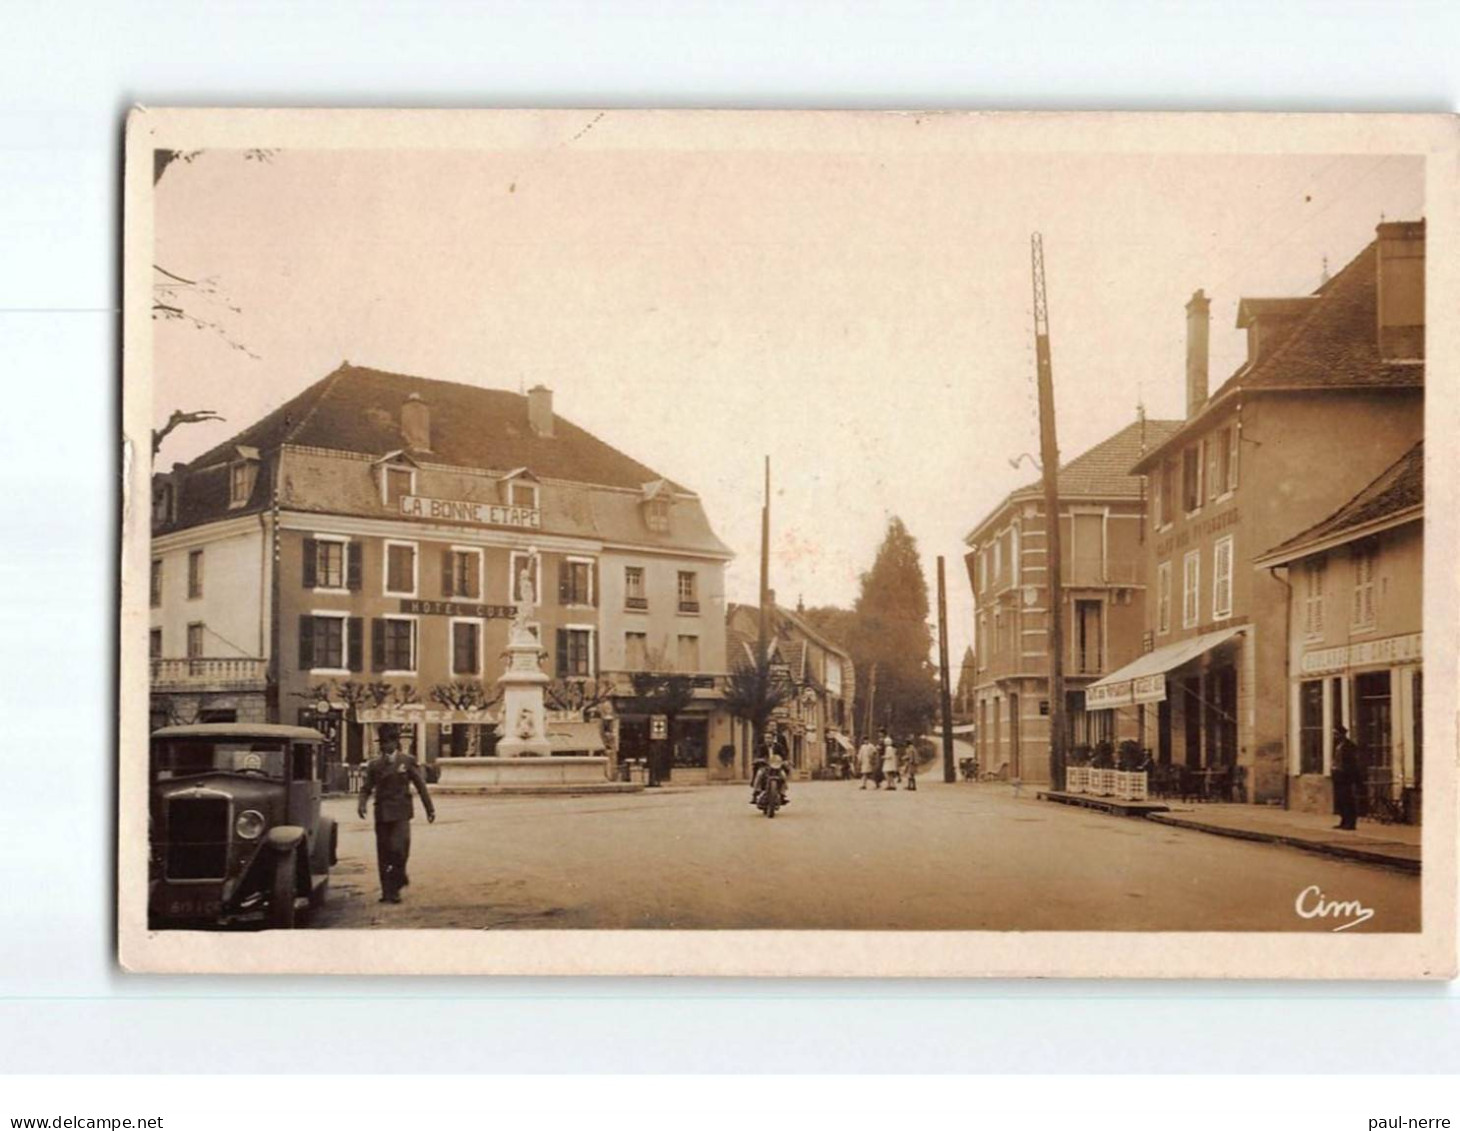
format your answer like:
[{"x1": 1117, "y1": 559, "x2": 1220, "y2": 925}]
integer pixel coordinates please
[
  {"x1": 1332, "y1": 723, "x2": 1364, "y2": 831},
  {"x1": 358, "y1": 723, "x2": 436, "y2": 903}
]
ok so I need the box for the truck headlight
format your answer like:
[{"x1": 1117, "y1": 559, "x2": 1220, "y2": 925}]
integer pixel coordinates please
[{"x1": 235, "y1": 810, "x2": 266, "y2": 840}]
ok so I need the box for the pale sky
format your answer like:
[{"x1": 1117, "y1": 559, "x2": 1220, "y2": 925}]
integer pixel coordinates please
[{"x1": 152, "y1": 129, "x2": 1423, "y2": 663}]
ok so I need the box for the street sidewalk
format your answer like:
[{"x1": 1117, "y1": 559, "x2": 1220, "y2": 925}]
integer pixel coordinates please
[{"x1": 1145, "y1": 802, "x2": 1421, "y2": 874}]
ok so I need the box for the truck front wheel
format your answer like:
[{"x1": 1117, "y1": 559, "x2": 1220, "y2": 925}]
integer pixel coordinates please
[{"x1": 267, "y1": 851, "x2": 298, "y2": 929}]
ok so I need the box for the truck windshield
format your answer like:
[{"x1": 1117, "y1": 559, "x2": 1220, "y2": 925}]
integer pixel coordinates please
[{"x1": 153, "y1": 740, "x2": 287, "y2": 780}]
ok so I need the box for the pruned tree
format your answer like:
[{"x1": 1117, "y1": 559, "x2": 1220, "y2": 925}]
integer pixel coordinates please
[
  {"x1": 545, "y1": 676, "x2": 618, "y2": 716},
  {"x1": 429, "y1": 681, "x2": 501, "y2": 713}
]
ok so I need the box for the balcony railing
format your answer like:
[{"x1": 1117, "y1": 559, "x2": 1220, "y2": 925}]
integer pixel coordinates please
[
  {"x1": 625, "y1": 595, "x2": 648, "y2": 611},
  {"x1": 678, "y1": 600, "x2": 700, "y2": 614},
  {"x1": 152, "y1": 657, "x2": 268, "y2": 690}
]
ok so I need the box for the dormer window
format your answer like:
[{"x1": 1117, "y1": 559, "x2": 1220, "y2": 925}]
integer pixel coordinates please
[
  {"x1": 152, "y1": 480, "x2": 175, "y2": 526},
  {"x1": 228, "y1": 446, "x2": 260, "y2": 508},
  {"x1": 640, "y1": 479, "x2": 675, "y2": 533},
  {"x1": 385, "y1": 466, "x2": 414, "y2": 507},
  {"x1": 373, "y1": 452, "x2": 420, "y2": 510},
  {"x1": 499, "y1": 468, "x2": 541, "y2": 511}
]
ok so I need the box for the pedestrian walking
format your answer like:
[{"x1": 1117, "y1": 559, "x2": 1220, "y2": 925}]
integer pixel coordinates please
[
  {"x1": 902, "y1": 738, "x2": 919, "y2": 791},
  {"x1": 1332, "y1": 722, "x2": 1365, "y2": 831},
  {"x1": 881, "y1": 734, "x2": 900, "y2": 791},
  {"x1": 857, "y1": 738, "x2": 879, "y2": 789},
  {"x1": 357, "y1": 723, "x2": 436, "y2": 903}
]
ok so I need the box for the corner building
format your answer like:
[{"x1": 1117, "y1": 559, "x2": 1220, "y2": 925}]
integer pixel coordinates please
[
  {"x1": 149, "y1": 364, "x2": 732, "y2": 783},
  {"x1": 1093, "y1": 221, "x2": 1425, "y2": 804}
]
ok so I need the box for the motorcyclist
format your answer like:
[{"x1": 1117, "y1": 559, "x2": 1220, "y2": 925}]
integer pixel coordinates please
[{"x1": 750, "y1": 727, "x2": 791, "y2": 807}]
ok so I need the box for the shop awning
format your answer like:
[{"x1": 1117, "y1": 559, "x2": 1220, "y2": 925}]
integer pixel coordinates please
[
  {"x1": 828, "y1": 732, "x2": 854, "y2": 753},
  {"x1": 1084, "y1": 626, "x2": 1244, "y2": 709},
  {"x1": 545, "y1": 720, "x2": 606, "y2": 754}
]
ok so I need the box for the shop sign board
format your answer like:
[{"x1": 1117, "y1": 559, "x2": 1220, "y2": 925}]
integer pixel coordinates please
[{"x1": 1299, "y1": 632, "x2": 1421, "y2": 676}]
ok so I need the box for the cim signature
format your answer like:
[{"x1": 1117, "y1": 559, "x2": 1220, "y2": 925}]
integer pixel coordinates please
[{"x1": 1294, "y1": 885, "x2": 1375, "y2": 931}]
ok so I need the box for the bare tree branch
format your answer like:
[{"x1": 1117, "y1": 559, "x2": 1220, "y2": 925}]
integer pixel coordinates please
[{"x1": 152, "y1": 408, "x2": 225, "y2": 458}]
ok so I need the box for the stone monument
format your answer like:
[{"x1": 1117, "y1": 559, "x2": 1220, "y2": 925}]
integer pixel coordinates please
[
  {"x1": 433, "y1": 547, "x2": 630, "y2": 792},
  {"x1": 494, "y1": 549, "x2": 552, "y2": 758}
]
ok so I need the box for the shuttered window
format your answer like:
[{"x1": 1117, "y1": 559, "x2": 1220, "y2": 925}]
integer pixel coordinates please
[
  {"x1": 374, "y1": 617, "x2": 417, "y2": 673},
  {"x1": 442, "y1": 548, "x2": 481, "y2": 599},
  {"x1": 298, "y1": 614, "x2": 357, "y2": 672},
  {"x1": 1182, "y1": 551, "x2": 1200, "y2": 629},
  {"x1": 1156, "y1": 561, "x2": 1172, "y2": 635},
  {"x1": 1303, "y1": 557, "x2": 1326, "y2": 639},
  {"x1": 560, "y1": 558, "x2": 593, "y2": 605},
  {"x1": 1212, "y1": 535, "x2": 1233, "y2": 620},
  {"x1": 187, "y1": 550, "x2": 204, "y2": 599},
  {"x1": 557, "y1": 627, "x2": 594, "y2": 678},
  {"x1": 451, "y1": 620, "x2": 481, "y2": 675},
  {"x1": 1351, "y1": 544, "x2": 1377, "y2": 629},
  {"x1": 384, "y1": 541, "x2": 417, "y2": 596}
]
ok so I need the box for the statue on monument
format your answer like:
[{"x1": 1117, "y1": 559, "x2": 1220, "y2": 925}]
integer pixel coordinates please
[{"x1": 512, "y1": 548, "x2": 539, "y2": 638}]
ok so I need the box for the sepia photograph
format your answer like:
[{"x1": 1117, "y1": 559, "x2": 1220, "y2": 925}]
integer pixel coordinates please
[{"x1": 119, "y1": 109, "x2": 1457, "y2": 976}]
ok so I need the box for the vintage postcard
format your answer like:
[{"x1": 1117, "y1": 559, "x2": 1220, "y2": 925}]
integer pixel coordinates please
[{"x1": 120, "y1": 108, "x2": 1457, "y2": 976}]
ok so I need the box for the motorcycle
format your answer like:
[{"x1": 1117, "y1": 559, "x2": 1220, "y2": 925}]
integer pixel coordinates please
[{"x1": 755, "y1": 758, "x2": 788, "y2": 818}]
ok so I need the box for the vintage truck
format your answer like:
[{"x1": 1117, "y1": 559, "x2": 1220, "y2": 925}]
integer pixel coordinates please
[{"x1": 148, "y1": 723, "x2": 337, "y2": 929}]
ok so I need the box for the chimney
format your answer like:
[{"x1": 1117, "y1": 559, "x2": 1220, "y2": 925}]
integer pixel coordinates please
[
  {"x1": 1185, "y1": 289, "x2": 1210, "y2": 419},
  {"x1": 527, "y1": 384, "x2": 554, "y2": 438},
  {"x1": 1376, "y1": 219, "x2": 1425, "y2": 361},
  {"x1": 400, "y1": 393, "x2": 431, "y2": 452}
]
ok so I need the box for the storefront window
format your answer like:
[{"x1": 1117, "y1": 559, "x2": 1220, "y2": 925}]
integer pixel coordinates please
[
  {"x1": 1298, "y1": 679, "x2": 1324, "y2": 774},
  {"x1": 1355, "y1": 670, "x2": 1392, "y2": 770},
  {"x1": 672, "y1": 719, "x2": 709, "y2": 768}
]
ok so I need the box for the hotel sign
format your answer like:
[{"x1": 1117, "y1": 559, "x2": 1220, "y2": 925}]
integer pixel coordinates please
[
  {"x1": 399, "y1": 493, "x2": 541, "y2": 530},
  {"x1": 1300, "y1": 632, "x2": 1421, "y2": 677},
  {"x1": 400, "y1": 598, "x2": 516, "y2": 619}
]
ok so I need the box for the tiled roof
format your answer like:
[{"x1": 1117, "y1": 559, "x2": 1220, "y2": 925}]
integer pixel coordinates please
[
  {"x1": 189, "y1": 363, "x2": 683, "y2": 492},
  {"x1": 966, "y1": 417, "x2": 1182, "y2": 543},
  {"x1": 1211, "y1": 239, "x2": 1424, "y2": 400},
  {"x1": 724, "y1": 602, "x2": 852, "y2": 672},
  {"x1": 1262, "y1": 441, "x2": 1423, "y2": 561},
  {"x1": 157, "y1": 364, "x2": 736, "y2": 553},
  {"x1": 1134, "y1": 226, "x2": 1426, "y2": 475},
  {"x1": 1012, "y1": 418, "x2": 1184, "y2": 500}
]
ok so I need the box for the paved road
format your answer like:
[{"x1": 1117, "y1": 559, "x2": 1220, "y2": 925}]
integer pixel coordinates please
[{"x1": 313, "y1": 776, "x2": 1419, "y2": 932}]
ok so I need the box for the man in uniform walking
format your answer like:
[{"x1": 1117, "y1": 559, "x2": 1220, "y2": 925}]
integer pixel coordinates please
[{"x1": 357, "y1": 723, "x2": 436, "y2": 903}]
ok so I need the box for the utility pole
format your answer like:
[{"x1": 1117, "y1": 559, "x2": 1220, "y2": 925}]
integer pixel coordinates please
[
  {"x1": 1031, "y1": 233, "x2": 1068, "y2": 792},
  {"x1": 936, "y1": 556, "x2": 956, "y2": 783},
  {"x1": 757, "y1": 456, "x2": 770, "y2": 750},
  {"x1": 863, "y1": 662, "x2": 877, "y2": 740}
]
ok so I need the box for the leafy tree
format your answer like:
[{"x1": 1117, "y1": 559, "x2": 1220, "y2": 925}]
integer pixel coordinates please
[
  {"x1": 955, "y1": 646, "x2": 978, "y2": 721},
  {"x1": 851, "y1": 517, "x2": 938, "y2": 737}
]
